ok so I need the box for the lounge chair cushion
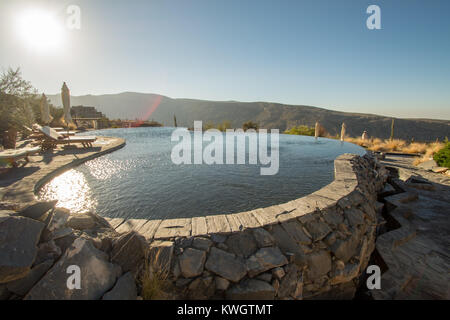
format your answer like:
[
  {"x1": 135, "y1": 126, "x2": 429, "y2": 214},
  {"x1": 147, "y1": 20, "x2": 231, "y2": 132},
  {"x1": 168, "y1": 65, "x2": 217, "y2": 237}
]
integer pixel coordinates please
[{"x1": 41, "y1": 126, "x2": 64, "y2": 140}]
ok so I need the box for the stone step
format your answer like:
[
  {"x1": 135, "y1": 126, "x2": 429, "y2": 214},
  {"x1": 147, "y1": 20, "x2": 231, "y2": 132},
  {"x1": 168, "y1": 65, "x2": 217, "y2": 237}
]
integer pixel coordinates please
[
  {"x1": 405, "y1": 176, "x2": 435, "y2": 191},
  {"x1": 384, "y1": 191, "x2": 419, "y2": 212},
  {"x1": 105, "y1": 217, "x2": 125, "y2": 229},
  {"x1": 154, "y1": 218, "x2": 191, "y2": 239},
  {"x1": 115, "y1": 219, "x2": 148, "y2": 234}
]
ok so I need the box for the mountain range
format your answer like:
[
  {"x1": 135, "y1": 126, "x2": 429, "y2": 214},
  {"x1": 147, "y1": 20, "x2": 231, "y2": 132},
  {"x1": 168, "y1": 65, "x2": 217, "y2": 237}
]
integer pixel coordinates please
[{"x1": 47, "y1": 92, "x2": 449, "y2": 142}]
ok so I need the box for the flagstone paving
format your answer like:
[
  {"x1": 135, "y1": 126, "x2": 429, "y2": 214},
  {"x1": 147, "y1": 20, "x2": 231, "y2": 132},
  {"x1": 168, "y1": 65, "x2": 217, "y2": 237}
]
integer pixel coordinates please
[{"x1": 0, "y1": 137, "x2": 125, "y2": 205}]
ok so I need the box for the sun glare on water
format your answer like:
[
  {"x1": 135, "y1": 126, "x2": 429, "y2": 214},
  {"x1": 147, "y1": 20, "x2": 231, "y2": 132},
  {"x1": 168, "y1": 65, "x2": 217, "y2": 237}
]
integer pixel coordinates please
[
  {"x1": 38, "y1": 170, "x2": 96, "y2": 214},
  {"x1": 15, "y1": 8, "x2": 64, "y2": 52}
]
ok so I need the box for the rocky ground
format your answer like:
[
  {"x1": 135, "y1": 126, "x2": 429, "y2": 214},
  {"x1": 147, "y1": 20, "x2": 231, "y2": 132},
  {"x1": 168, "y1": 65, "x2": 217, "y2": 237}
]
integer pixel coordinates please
[
  {"x1": 0, "y1": 154, "x2": 389, "y2": 300},
  {"x1": 371, "y1": 154, "x2": 449, "y2": 299},
  {"x1": 0, "y1": 203, "x2": 143, "y2": 300},
  {"x1": 1, "y1": 150, "x2": 447, "y2": 300}
]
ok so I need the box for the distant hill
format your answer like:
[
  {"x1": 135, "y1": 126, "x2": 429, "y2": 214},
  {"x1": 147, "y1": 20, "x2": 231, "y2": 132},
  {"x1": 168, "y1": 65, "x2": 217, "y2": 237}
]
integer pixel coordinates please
[{"x1": 47, "y1": 92, "x2": 449, "y2": 142}]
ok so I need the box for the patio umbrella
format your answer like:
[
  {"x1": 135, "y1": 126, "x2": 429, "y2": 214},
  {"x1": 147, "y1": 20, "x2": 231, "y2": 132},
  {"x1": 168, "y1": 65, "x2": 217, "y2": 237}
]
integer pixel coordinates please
[
  {"x1": 314, "y1": 121, "x2": 319, "y2": 139},
  {"x1": 40, "y1": 93, "x2": 53, "y2": 124},
  {"x1": 61, "y1": 82, "x2": 73, "y2": 127},
  {"x1": 340, "y1": 122, "x2": 346, "y2": 142}
]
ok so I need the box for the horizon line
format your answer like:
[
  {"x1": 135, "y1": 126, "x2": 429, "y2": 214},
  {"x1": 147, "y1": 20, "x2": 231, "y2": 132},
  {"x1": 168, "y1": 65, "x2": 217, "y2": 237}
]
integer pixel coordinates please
[{"x1": 45, "y1": 90, "x2": 450, "y2": 122}]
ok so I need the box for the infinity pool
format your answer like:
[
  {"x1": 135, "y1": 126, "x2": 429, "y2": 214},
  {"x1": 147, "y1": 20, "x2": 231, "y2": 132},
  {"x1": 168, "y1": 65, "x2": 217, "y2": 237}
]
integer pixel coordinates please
[{"x1": 37, "y1": 127, "x2": 365, "y2": 220}]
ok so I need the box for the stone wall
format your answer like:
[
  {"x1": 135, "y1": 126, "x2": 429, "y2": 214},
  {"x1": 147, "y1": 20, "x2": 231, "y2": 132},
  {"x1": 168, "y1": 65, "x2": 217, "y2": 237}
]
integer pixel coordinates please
[
  {"x1": 147, "y1": 153, "x2": 389, "y2": 300},
  {"x1": 0, "y1": 152, "x2": 388, "y2": 300}
]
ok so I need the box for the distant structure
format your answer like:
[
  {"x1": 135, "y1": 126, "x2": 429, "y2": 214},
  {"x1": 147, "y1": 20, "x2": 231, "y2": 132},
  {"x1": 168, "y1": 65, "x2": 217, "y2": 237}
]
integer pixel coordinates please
[
  {"x1": 340, "y1": 122, "x2": 346, "y2": 142},
  {"x1": 362, "y1": 131, "x2": 369, "y2": 140},
  {"x1": 390, "y1": 118, "x2": 395, "y2": 141},
  {"x1": 71, "y1": 105, "x2": 105, "y2": 119},
  {"x1": 120, "y1": 120, "x2": 162, "y2": 128},
  {"x1": 71, "y1": 105, "x2": 106, "y2": 129},
  {"x1": 174, "y1": 114, "x2": 178, "y2": 127},
  {"x1": 314, "y1": 121, "x2": 320, "y2": 139}
]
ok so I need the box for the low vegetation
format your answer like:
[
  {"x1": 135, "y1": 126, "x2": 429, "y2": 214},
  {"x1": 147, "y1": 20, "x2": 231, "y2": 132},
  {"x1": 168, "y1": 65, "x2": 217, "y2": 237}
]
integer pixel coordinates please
[
  {"x1": 0, "y1": 67, "x2": 64, "y2": 147},
  {"x1": 284, "y1": 123, "x2": 447, "y2": 167},
  {"x1": 433, "y1": 142, "x2": 450, "y2": 168},
  {"x1": 242, "y1": 120, "x2": 259, "y2": 131},
  {"x1": 347, "y1": 137, "x2": 446, "y2": 165},
  {"x1": 139, "y1": 248, "x2": 170, "y2": 300},
  {"x1": 284, "y1": 124, "x2": 328, "y2": 137}
]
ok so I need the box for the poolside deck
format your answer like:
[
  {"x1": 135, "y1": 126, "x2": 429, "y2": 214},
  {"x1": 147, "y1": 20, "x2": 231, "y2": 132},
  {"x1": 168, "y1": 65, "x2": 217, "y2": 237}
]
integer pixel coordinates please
[{"x1": 0, "y1": 136, "x2": 126, "y2": 205}]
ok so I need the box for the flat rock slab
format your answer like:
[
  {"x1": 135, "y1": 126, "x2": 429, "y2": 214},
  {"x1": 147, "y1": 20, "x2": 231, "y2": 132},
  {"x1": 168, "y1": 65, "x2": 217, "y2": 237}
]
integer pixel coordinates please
[
  {"x1": 280, "y1": 221, "x2": 312, "y2": 244},
  {"x1": 226, "y1": 232, "x2": 258, "y2": 258},
  {"x1": 191, "y1": 217, "x2": 207, "y2": 236},
  {"x1": 432, "y1": 167, "x2": 448, "y2": 173},
  {"x1": 417, "y1": 159, "x2": 438, "y2": 171},
  {"x1": 246, "y1": 247, "x2": 288, "y2": 278},
  {"x1": 252, "y1": 228, "x2": 275, "y2": 247},
  {"x1": 106, "y1": 218, "x2": 125, "y2": 230},
  {"x1": 0, "y1": 216, "x2": 45, "y2": 283},
  {"x1": 306, "y1": 250, "x2": 332, "y2": 280},
  {"x1": 138, "y1": 219, "x2": 161, "y2": 240},
  {"x1": 192, "y1": 237, "x2": 213, "y2": 251},
  {"x1": 148, "y1": 240, "x2": 174, "y2": 274},
  {"x1": 331, "y1": 234, "x2": 359, "y2": 263},
  {"x1": 111, "y1": 231, "x2": 147, "y2": 273},
  {"x1": 115, "y1": 219, "x2": 148, "y2": 234},
  {"x1": 205, "y1": 247, "x2": 247, "y2": 283},
  {"x1": 16, "y1": 201, "x2": 57, "y2": 221},
  {"x1": 278, "y1": 264, "x2": 301, "y2": 298},
  {"x1": 25, "y1": 238, "x2": 121, "y2": 300},
  {"x1": 66, "y1": 213, "x2": 97, "y2": 230},
  {"x1": 6, "y1": 259, "x2": 54, "y2": 296},
  {"x1": 226, "y1": 279, "x2": 275, "y2": 300},
  {"x1": 102, "y1": 272, "x2": 137, "y2": 300},
  {"x1": 154, "y1": 218, "x2": 191, "y2": 239},
  {"x1": 178, "y1": 248, "x2": 206, "y2": 278}
]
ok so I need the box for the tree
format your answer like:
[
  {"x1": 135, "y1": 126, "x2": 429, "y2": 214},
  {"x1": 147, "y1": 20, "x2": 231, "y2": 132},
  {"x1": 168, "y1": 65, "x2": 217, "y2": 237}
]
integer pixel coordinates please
[
  {"x1": 0, "y1": 67, "x2": 35, "y2": 97},
  {"x1": 217, "y1": 120, "x2": 232, "y2": 132},
  {"x1": 0, "y1": 67, "x2": 39, "y2": 146},
  {"x1": 284, "y1": 125, "x2": 315, "y2": 136},
  {"x1": 242, "y1": 121, "x2": 259, "y2": 131}
]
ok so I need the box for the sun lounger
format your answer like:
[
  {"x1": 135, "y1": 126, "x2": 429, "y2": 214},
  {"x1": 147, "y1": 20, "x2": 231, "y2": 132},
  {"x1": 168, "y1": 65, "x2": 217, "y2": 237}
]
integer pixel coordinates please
[
  {"x1": 32, "y1": 124, "x2": 77, "y2": 136},
  {"x1": 0, "y1": 146, "x2": 40, "y2": 167},
  {"x1": 23, "y1": 125, "x2": 45, "y2": 140},
  {"x1": 38, "y1": 126, "x2": 96, "y2": 150}
]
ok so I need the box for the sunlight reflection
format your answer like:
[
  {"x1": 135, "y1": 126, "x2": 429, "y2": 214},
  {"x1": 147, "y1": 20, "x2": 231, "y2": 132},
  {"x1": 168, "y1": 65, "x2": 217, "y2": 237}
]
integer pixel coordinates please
[
  {"x1": 38, "y1": 169, "x2": 96, "y2": 213},
  {"x1": 84, "y1": 158, "x2": 134, "y2": 180}
]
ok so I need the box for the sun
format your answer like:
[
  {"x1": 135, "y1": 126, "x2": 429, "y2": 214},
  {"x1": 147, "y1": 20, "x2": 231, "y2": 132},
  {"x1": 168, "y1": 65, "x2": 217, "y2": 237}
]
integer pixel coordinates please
[{"x1": 16, "y1": 8, "x2": 64, "y2": 52}]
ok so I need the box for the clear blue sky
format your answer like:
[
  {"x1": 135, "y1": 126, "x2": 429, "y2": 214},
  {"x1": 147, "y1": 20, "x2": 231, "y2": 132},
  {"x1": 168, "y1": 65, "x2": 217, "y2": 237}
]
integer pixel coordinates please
[{"x1": 1, "y1": 0, "x2": 449, "y2": 119}]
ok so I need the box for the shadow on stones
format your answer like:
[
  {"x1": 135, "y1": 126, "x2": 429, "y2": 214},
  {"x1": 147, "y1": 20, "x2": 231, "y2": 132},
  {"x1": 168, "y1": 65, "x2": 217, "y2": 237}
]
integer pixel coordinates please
[{"x1": 0, "y1": 167, "x2": 40, "y2": 187}]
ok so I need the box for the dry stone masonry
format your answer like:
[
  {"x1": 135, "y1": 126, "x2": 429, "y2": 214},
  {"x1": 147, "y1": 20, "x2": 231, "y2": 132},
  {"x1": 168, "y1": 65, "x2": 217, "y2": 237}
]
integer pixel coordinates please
[
  {"x1": 150, "y1": 153, "x2": 389, "y2": 300},
  {"x1": 0, "y1": 153, "x2": 388, "y2": 300}
]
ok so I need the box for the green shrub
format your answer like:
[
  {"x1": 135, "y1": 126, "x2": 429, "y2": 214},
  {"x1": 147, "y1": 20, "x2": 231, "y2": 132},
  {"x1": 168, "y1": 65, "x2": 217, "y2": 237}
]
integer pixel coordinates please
[
  {"x1": 242, "y1": 121, "x2": 259, "y2": 131},
  {"x1": 284, "y1": 125, "x2": 315, "y2": 136},
  {"x1": 433, "y1": 142, "x2": 450, "y2": 168}
]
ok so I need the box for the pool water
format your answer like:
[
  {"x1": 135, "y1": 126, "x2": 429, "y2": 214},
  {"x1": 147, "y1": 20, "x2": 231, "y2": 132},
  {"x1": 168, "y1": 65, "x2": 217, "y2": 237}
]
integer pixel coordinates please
[{"x1": 37, "y1": 127, "x2": 365, "y2": 220}]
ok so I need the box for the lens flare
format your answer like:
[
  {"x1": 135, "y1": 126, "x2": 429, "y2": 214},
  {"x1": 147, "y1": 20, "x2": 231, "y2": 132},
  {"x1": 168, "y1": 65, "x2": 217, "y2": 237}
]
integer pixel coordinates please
[{"x1": 16, "y1": 8, "x2": 64, "y2": 52}]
